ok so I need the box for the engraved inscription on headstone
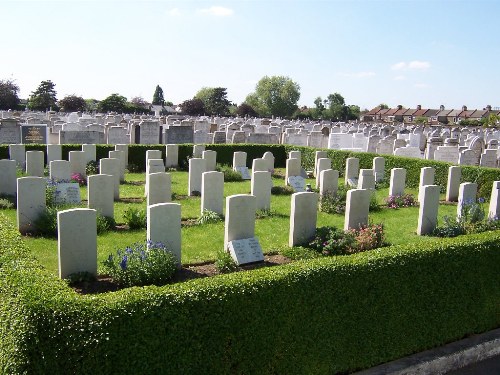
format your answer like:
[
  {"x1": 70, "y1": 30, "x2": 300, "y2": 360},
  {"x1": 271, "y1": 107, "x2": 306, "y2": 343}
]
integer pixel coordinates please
[
  {"x1": 21, "y1": 125, "x2": 47, "y2": 144},
  {"x1": 288, "y1": 176, "x2": 305, "y2": 192},
  {"x1": 227, "y1": 237, "x2": 264, "y2": 265},
  {"x1": 54, "y1": 183, "x2": 81, "y2": 205}
]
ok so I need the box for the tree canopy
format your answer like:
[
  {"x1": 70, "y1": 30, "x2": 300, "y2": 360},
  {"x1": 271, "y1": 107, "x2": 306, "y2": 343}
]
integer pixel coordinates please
[
  {"x1": 0, "y1": 79, "x2": 20, "y2": 110},
  {"x1": 236, "y1": 103, "x2": 258, "y2": 117},
  {"x1": 195, "y1": 87, "x2": 231, "y2": 116},
  {"x1": 245, "y1": 76, "x2": 300, "y2": 118},
  {"x1": 27, "y1": 80, "x2": 58, "y2": 111},
  {"x1": 152, "y1": 85, "x2": 165, "y2": 106},
  {"x1": 97, "y1": 93, "x2": 127, "y2": 113},
  {"x1": 180, "y1": 98, "x2": 205, "y2": 116},
  {"x1": 58, "y1": 95, "x2": 86, "y2": 112}
]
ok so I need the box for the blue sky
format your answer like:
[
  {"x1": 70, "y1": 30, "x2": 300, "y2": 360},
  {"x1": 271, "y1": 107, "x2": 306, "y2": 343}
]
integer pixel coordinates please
[{"x1": 1, "y1": 0, "x2": 499, "y2": 111}]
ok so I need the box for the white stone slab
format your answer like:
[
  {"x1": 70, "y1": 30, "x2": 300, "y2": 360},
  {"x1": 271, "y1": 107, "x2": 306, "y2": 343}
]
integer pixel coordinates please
[
  {"x1": 228, "y1": 237, "x2": 264, "y2": 265},
  {"x1": 54, "y1": 183, "x2": 81, "y2": 205},
  {"x1": 236, "y1": 166, "x2": 251, "y2": 180},
  {"x1": 288, "y1": 176, "x2": 305, "y2": 192}
]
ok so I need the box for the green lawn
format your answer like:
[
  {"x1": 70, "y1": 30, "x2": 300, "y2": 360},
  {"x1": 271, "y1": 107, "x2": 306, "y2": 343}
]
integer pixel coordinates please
[{"x1": 4, "y1": 169, "x2": 462, "y2": 275}]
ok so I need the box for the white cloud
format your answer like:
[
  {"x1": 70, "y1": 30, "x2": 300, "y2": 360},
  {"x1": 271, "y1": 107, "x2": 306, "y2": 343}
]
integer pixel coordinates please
[
  {"x1": 340, "y1": 71, "x2": 376, "y2": 78},
  {"x1": 167, "y1": 8, "x2": 181, "y2": 16},
  {"x1": 198, "y1": 6, "x2": 234, "y2": 17},
  {"x1": 408, "y1": 61, "x2": 431, "y2": 70},
  {"x1": 391, "y1": 60, "x2": 431, "y2": 71},
  {"x1": 414, "y1": 83, "x2": 430, "y2": 89},
  {"x1": 394, "y1": 75, "x2": 406, "y2": 81}
]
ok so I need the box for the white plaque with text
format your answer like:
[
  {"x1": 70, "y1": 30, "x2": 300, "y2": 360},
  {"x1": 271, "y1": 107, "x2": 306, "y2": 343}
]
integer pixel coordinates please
[
  {"x1": 288, "y1": 176, "x2": 305, "y2": 192},
  {"x1": 54, "y1": 183, "x2": 81, "y2": 205},
  {"x1": 236, "y1": 166, "x2": 251, "y2": 180},
  {"x1": 227, "y1": 237, "x2": 264, "y2": 265}
]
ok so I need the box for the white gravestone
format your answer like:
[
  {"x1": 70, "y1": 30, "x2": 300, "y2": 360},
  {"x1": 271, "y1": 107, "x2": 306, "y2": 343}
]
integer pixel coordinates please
[
  {"x1": 252, "y1": 158, "x2": 268, "y2": 173},
  {"x1": 344, "y1": 189, "x2": 371, "y2": 231},
  {"x1": 188, "y1": 158, "x2": 207, "y2": 196},
  {"x1": 262, "y1": 151, "x2": 274, "y2": 173},
  {"x1": 54, "y1": 183, "x2": 81, "y2": 205},
  {"x1": 457, "y1": 182, "x2": 477, "y2": 219},
  {"x1": 50, "y1": 160, "x2": 71, "y2": 182},
  {"x1": 319, "y1": 169, "x2": 339, "y2": 196},
  {"x1": 224, "y1": 194, "x2": 258, "y2": 254},
  {"x1": 58, "y1": 208, "x2": 97, "y2": 279},
  {"x1": 345, "y1": 157, "x2": 359, "y2": 187},
  {"x1": 0, "y1": 159, "x2": 17, "y2": 196},
  {"x1": 25, "y1": 151, "x2": 44, "y2": 177},
  {"x1": 289, "y1": 192, "x2": 318, "y2": 247},
  {"x1": 82, "y1": 144, "x2": 96, "y2": 164},
  {"x1": 285, "y1": 158, "x2": 301, "y2": 185},
  {"x1": 115, "y1": 144, "x2": 129, "y2": 172},
  {"x1": 109, "y1": 150, "x2": 126, "y2": 182},
  {"x1": 446, "y1": 166, "x2": 461, "y2": 202},
  {"x1": 193, "y1": 144, "x2": 205, "y2": 158},
  {"x1": 9, "y1": 144, "x2": 25, "y2": 168},
  {"x1": 201, "y1": 171, "x2": 224, "y2": 215},
  {"x1": 418, "y1": 167, "x2": 435, "y2": 202},
  {"x1": 251, "y1": 171, "x2": 272, "y2": 211},
  {"x1": 88, "y1": 174, "x2": 114, "y2": 218},
  {"x1": 458, "y1": 149, "x2": 478, "y2": 166},
  {"x1": 488, "y1": 181, "x2": 500, "y2": 219},
  {"x1": 480, "y1": 149, "x2": 497, "y2": 168},
  {"x1": 389, "y1": 168, "x2": 406, "y2": 197},
  {"x1": 46, "y1": 144, "x2": 62, "y2": 165},
  {"x1": 417, "y1": 185, "x2": 440, "y2": 235},
  {"x1": 358, "y1": 169, "x2": 375, "y2": 190},
  {"x1": 17, "y1": 177, "x2": 46, "y2": 235},
  {"x1": 147, "y1": 172, "x2": 171, "y2": 207},
  {"x1": 288, "y1": 151, "x2": 301, "y2": 165},
  {"x1": 145, "y1": 158, "x2": 165, "y2": 197},
  {"x1": 315, "y1": 158, "x2": 331, "y2": 189},
  {"x1": 202, "y1": 150, "x2": 217, "y2": 172},
  {"x1": 147, "y1": 203, "x2": 182, "y2": 267},
  {"x1": 232, "y1": 151, "x2": 247, "y2": 170},
  {"x1": 434, "y1": 146, "x2": 459, "y2": 164},
  {"x1": 288, "y1": 176, "x2": 305, "y2": 192},
  {"x1": 165, "y1": 144, "x2": 179, "y2": 168},
  {"x1": 314, "y1": 151, "x2": 328, "y2": 177},
  {"x1": 100, "y1": 158, "x2": 121, "y2": 200},
  {"x1": 236, "y1": 166, "x2": 251, "y2": 180},
  {"x1": 372, "y1": 157, "x2": 385, "y2": 182},
  {"x1": 69, "y1": 151, "x2": 87, "y2": 177},
  {"x1": 228, "y1": 237, "x2": 264, "y2": 265}
]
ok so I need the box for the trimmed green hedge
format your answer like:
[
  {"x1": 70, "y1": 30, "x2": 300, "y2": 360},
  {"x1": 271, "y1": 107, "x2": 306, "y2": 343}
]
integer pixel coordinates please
[{"x1": 1, "y1": 215, "x2": 499, "y2": 374}]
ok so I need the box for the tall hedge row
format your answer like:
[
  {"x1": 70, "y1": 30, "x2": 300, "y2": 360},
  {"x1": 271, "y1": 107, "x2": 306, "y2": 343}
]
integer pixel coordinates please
[{"x1": 1, "y1": 214, "x2": 499, "y2": 374}]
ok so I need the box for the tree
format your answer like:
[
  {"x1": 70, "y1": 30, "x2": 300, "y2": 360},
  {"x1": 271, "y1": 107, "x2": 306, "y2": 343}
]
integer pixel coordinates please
[
  {"x1": 58, "y1": 95, "x2": 86, "y2": 112},
  {"x1": 236, "y1": 103, "x2": 258, "y2": 117},
  {"x1": 347, "y1": 105, "x2": 361, "y2": 121},
  {"x1": 0, "y1": 79, "x2": 20, "y2": 110},
  {"x1": 97, "y1": 93, "x2": 127, "y2": 113},
  {"x1": 152, "y1": 85, "x2": 165, "y2": 106},
  {"x1": 245, "y1": 76, "x2": 300, "y2": 118},
  {"x1": 27, "y1": 80, "x2": 58, "y2": 111},
  {"x1": 378, "y1": 103, "x2": 389, "y2": 109},
  {"x1": 130, "y1": 96, "x2": 150, "y2": 109},
  {"x1": 195, "y1": 87, "x2": 231, "y2": 116},
  {"x1": 179, "y1": 98, "x2": 205, "y2": 116},
  {"x1": 415, "y1": 116, "x2": 428, "y2": 125},
  {"x1": 85, "y1": 99, "x2": 99, "y2": 112}
]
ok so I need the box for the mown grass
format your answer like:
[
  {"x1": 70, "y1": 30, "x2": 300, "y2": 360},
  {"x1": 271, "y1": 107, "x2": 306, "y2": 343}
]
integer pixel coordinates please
[{"x1": 3, "y1": 168, "x2": 463, "y2": 275}]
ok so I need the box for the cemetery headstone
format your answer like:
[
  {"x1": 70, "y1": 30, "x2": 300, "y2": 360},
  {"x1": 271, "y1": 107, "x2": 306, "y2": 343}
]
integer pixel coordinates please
[
  {"x1": 0, "y1": 159, "x2": 17, "y2": 196},
  {"x1": 100, "y1": 158, "x2": 120, "y2": 200},
  {"x1": 488, "y1": 181, "x2": 500, "y2": 219},
  {"x1": 289, "y1": 192, "x2": 318, "y2": 247},
  {"x1": 202, "y1": 150, "x2": 217, "y2": 171},
  {"x1": 446, "y1": 166, "x2": 461, "y2": 202},
  {"x1": 147, "y1": 203, "x2": 182, "y2": 266},
  {"x1": 345, "y1": 157, "x2": 359, "y2": 187},
  {"x1": 9, "y1": 144, "x2": 25, "y2": 168},
  {"x1": 21, "y1": 125, "x2": 47, "y2": 144},
  {"x1": 417, "y1": 185, "x2": 440, "y2": 235},
  {"x1": 147, "y1": 172, "x2": 171, "y2": 207},
  {"x1": 251, "y1": 171, "x2": 272, "y2": 211},
  {"x1": 319, "y1": 169, "x2": 338, "y2": 196},
  {"x1": 88, "y1": 174, "x2": 114, "y2": 218},
  {"x1": 165, "y1": 144, "x2": 179, "y2": 168},
  {"x1": 344, "y1": 189, "x2": 371, "y2": 231},
  {"x1": 17, "y1": 176, "x2": 46, "y2": 235},
  {"x1": 25, "y1": 151, "x2": 44, "y2": 177},
  {"x1": 457, "y1": 182, "x2": 478, "y2": 219},
  {"x1": 188, "y1": 158, "x2": 207, "y2": 196},
  {"x1": 201, "y1": 171, "x2": 224, "y2": 215},
  {"x1": 389, "y1": 168, "x2": 406, "y2": 197}
]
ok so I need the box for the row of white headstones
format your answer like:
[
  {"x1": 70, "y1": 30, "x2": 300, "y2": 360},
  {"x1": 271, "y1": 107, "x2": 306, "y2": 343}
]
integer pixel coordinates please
[{"x1": 7, "y1": 147, "x2": 500, "y2": 281}]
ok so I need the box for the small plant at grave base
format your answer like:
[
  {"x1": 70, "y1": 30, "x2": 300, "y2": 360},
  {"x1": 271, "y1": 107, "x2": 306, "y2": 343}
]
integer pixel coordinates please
[
  {"x1": 65, "y1": 271, "x2": 96, "y2": 286},
  {"x1": 369, "y1": 193, "x2": 381, "y2": 212},
  {"x1": 85, "y1": 160, "x2": 99, "y2": 176},
  {"x1": 216, "y1": 164, "x2": 243, "y2": 182},
  {"x1": 215, "y1": 249, "x2": 239, "y2": 274},
  {"x1": 34, "y1": 206, "x2": 59, "y2": 237},
  {"x1": 255, "y1": 208, "x2": 276, "y2": 219},
  {"x1": 197, "y1": 209, "x2": 223, "y2": 225},
  {"x1": 348, "y1": 222, "x2": 386, "y2": 252},
  {"x1": 123, "y1": 207, "x2": 146, "y2": 229},
  {"x1": 385, "y1": 194, "x2": 417, "y2": 209},
  {"x1": 71, "y1": 173, "x2": 86, "y2": 186},
  {"x1": 308, "y1": 226, "x2": 356, "y2": 256},
  {"x1": 433, "y1": 215, "x2": 466, "y2": 238},
  {"x1": 97, "y1": 214, "x2": 116, "y2": 234},
  {"x1": 126, "y1": 163, "x2": 140, "y2": 173},
  {"x1": 433, "y1": 198, "x2": 488, "y2": 238},
  {"x1": 271, "y1": 185, "x2": 294, "y2": 195},
  {"x1": 191, "y1": 190, "x2": 201, "y2": 197},
  {"x1": 102, "y1": 241, "x2": 177, "y2": 287},
  {"x1": 0, "y1": 195, "x2": 15, "y2": 209},
  {"x1": 319, "y1": 186, "x2": 347, "y2": 214}
]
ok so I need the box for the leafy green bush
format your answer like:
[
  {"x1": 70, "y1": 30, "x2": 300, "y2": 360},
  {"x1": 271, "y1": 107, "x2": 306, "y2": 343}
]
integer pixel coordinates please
[
  {"x1": 215, "y1": 249, "x2": 238, "y2": 274},
  {"x1": 369, "y1": 192, "x2": 381, "y2": 212},
  {"x1": 102, "y1": 241, "x2": 177, "y2": 287},
  {"x1": 197, "y1": 209, "x2": 223, "y2": 225},
  {"x1": 318, "y1": 186, "x2": 347, "y2": 214},
  {"x1": 34, "y1": 206, "x2": 59, "y2": 236},
  {"x1": 271, "y1": 185, "x2": 294, "y2": 195},
  {"x1": 216, "y1": 164, "x2": 243, "y2": 182},
  {"x1": 433, "y1": 199, "x2": 492, "y2": 238},
  {"x1": 123, "y1": 207, "x2": 147, "y2": 229},
  {"x1": 85, "y1": 160, "x2": 99, "y2": 176},
  {"x1": 385, "y1": 193, "x2": 417, "y2": 209},
  {"x1": 0, "y1": 195, "x2": 15, "y2": 209},
  {"x1": 96, "y1": 215, "x2": 115, "y2": 234}
]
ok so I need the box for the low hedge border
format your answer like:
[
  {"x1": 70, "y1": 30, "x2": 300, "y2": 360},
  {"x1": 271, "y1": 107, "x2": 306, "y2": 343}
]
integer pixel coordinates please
[{"x1": 1, "y1": 214, "x2": 499, "y2": 374}]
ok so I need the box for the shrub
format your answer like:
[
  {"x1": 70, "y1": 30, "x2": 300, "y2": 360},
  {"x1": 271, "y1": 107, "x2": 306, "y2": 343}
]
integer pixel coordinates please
[
  {"x1": 349, "y1": 222, "x2": 386, "y2": 252},
  {"x1": 433, "y1": 215, "x2": 467, "y2": 238},
  {"x1": 85, "y1": 160, "x2": 99, "y2": 176},
  {"x1": 369, "y1": 192, "x2": 381, "y2": 212},
  {"x1": 197, "y1": 209, "x2": 223, "y2": 225},
  {"x1": 433, "y1": 199, "x2": 489, "y2": 238},
  {"x1": 216, "y1": 164, "x2": 243, "y2": 182},
  {"x1": 34, "y1": 206, "x2": 59, "y2": 237},
  {"x1": 385, "y1": 194, "x2": 417, "y2": 209},
  {"x1": 96, "y1": 214, "x2": 115, "y2": 234},
  {"x1": 215, "y1": 249, "x2": 238, "y2": 274},
  {"x1": 0, "y1": 195, "x2": 15, "y2": 209},
  {"x1": 271, "y1": 185, "x2": 294, "y2": 195},
  {"x1": 71, "y1": 173, "x2": 86, "y2": 186},
  {"x1": 318, "y1": 186, "x2": 347, "y2": 214},
  {"x1": 123, "y1": 207, "x2": 147, "y2": 229},
  {"x1": 102, "y1": 241, "x2": 177, "y2": 287}
]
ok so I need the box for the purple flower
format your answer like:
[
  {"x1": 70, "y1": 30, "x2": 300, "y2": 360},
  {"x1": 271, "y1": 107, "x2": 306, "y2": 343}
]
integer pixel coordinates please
[{"x1": 120, "y1": 255, "x2": 128, "y2": 270}]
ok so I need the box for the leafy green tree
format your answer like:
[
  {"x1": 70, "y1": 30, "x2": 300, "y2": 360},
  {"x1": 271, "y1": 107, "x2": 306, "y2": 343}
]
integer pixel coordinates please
[
  {"x1": 27, "y1": 80, "x2": 58, "y2": 111},
  {"x1": 195, "y1": 87, "x2": 231, "y2": 116},
  {"x1": 245, "y1": 76, "x2": 300, "y2": 118},
  {"x1": 0, "y1": 79, "x2": 20, "y2": 110},
  {"x1": 85, "y1": 99, "x2": 99, "y2": 112},
  {"x1": 236, "y1": 102, "x2": 258, "y2": 117},
  {"x1": 484, "y1": 113, "x2": 500, "y2": 128},
  {"x1": 180, "y1": 98, "x2": 205, "y2": 116},
  {"x1": 130, "y1": 96, "x2": 150, "y2": 109},
  {"x1": 58, "y1": 95, "x2": 86, "y2": 112},
  {"x1": 152, "y1": 85, "x2": 165, "y2": 106},
  {"x1": 378, "y1": 103, "x2": 389, "y2": 109},
  {"x1": 347, "y1": 105, "x2": 361, "y2": 121},
  {"x1": 415, "y1": 116, "x2": 428, "y2": 125},
  {"x1": 97, "y1": 93, "x2": 127, "y2": 113},
  {"x1": 324, "y1": 92, "x2": 347, "y2": 120}
]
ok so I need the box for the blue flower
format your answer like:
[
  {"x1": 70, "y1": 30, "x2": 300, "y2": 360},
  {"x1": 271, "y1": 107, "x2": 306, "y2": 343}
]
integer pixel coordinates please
[
  {"x1": 478, "y1": 197, "x2": 485, "y2": 204},
  {"x1": 120, "y1": 255, "x2": 128, "y2": 270}
]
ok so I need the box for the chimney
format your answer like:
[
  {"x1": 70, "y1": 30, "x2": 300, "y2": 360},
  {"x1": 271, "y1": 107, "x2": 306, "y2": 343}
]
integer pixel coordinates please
[
  {"x1": 440, "y1": 104, "x2": 445, "y2": 111},
  {"x1": 462, "y1": 105, "x2": 467, "y2": 111},
  {"x1": 486, "y1": 105, "x2": 492, "y2": 111},
  {"x1": 417, "y1": 104, "x2": 421, "y2": 110},
  {"x1": 397, "y1": 104, "x2": 402, "y2": 110}
]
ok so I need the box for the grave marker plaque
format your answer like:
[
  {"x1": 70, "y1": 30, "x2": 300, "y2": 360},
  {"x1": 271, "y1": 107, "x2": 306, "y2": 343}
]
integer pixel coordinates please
[
  {"x1": 288, "y1": 176, "x2": 305, "y2": 192},
  {"x1": 21, "y1": 125, "x2": 47, "y2": 144},
  {"x1": 236, "y1": 166, "x2": 251, "y2": 180},
  {"x1": 227, "y1": 237, "x2": 264, "y2": 265},
  {"x1": 54, "y1": 183, "x2": 81, "y2": 205}
]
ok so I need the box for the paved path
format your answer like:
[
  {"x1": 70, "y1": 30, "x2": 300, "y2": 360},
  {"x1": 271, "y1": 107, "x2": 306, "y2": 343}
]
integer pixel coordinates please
[{"x1": 445, "y1": 355, "x2": 500, "y2": 374}]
